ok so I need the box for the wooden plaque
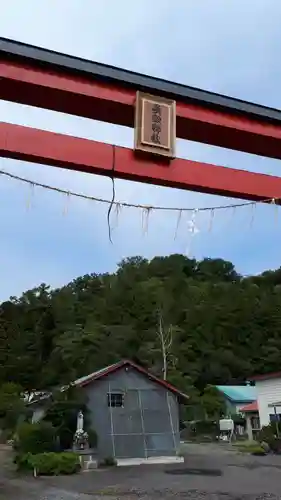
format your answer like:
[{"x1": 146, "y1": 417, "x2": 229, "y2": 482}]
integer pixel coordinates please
[{"x1": 134, "y1": 92, "x2": 176, "y2": 158}]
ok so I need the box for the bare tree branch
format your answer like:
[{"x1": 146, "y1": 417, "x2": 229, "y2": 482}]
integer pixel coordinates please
[{"x1": 156, "y1": 312, "x2": 174, "y2": 380}]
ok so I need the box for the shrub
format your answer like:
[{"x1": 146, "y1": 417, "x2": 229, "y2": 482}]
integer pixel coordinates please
[
  {"x1": 87, "y1": 428, "x2": 98, "y2": 448},
  {"x1": 258, "y1": 424, "x2": 275, "y2": 443},
  {"x1": 250, "y1": 445, "x2": 267, "y2": 456},
  {"x1": 100, "y1": 456, "x2": 117, "y2": 467},
  {"x1": 0, "y1": 428, "x2": 14, "y2": 444},
  {"x1": 0, "y1": 383, "x2": 26, "y2": 431},
  {"x1": 15, "y1": 422, "x2": 56, "y2": 454},
  {"x1": 14, "y1": 452, "x2": 33, "y2": 470},
  {"x1": 257, "y1": 423, "x2": 281, "y2": 452},
  {"x1": 194, "y1": 419, "x2": 218, "y2": 436},
  {"x1": 267, "y1": 437, "x2": 281, "y2": 453},
  {"x1": 231, "y1": 413, "x2": 246, "y2": 426},
  {"x1": 32, "y1": 452, "x2": 80, "y2": 475},
  {"x1": 15, "y1": 452, "x2": 80, "y2": 475}
]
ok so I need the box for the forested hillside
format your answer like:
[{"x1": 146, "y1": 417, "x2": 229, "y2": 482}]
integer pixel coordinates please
[{"x1": 1, "y1": 254, "x2": 281, "y2": 399}]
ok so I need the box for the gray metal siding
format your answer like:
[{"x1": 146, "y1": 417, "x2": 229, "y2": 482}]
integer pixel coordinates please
[{"x1": 83, "y1": 367, "x2": 180, "y2": 459}]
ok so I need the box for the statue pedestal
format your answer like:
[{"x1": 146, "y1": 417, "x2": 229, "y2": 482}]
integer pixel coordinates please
[
  {"x1": 73, "y1": 442, "x2": 89, "y2": 452},
  {"x1": 75, "y1": 448, "x2": 98, "y2": 472}
]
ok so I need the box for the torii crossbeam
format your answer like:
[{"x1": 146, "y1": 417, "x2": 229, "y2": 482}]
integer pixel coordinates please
[{"x1": 1, "y1": 37, "x2": 281, "y2": 202}]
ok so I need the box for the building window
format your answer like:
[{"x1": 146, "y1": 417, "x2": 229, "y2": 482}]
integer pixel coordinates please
[
  {"x1": 251, "y1": 416, "x2": 260, "y2": 430},
  {"x1": 108, "y1": 392, "x2": 124, "y2": 408}
]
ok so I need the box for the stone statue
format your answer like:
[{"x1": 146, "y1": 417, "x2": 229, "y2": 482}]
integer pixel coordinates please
[
  {"x1": 77, "y1": 410, "x2": 84, "y2": 432},
  {"x1": 73, "y1": 410, "x2": 89, "y2": 450}
]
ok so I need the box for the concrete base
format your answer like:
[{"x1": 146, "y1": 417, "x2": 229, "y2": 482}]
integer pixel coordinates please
[
  {"x1": 116, "y1": 456, "x2": 184, "y2": 466},
  {"x1": 78, "y1": 452, "x2": 98, "y2": 472},
  {"x1": 81, "y1": 458, "x2": 98, "y2": 471}
]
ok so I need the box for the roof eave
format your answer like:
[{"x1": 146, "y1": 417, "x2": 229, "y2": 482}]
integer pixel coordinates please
[
  {"x1": 250, "y1": 371, "x2": 281, "y2": 382},
  {"x1": 77, "y1": 359, "x2": 189, "y2": 400}
]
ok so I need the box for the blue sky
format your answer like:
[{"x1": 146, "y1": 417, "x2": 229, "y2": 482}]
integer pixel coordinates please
[{"x1": 1, "y1": 0, "x2": 281, "y2": 300}]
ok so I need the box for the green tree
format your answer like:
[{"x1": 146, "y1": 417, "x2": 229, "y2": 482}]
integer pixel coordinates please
[
  {"x1": 200, "y1": 385, "x2": 226, "y2": 419},
  {"x1": 0, "y1": 253, "x2": 281, "y2": 410},
  {"x1": 0, "y1": 383, "x2": 26, "y2": 431},
  {"x1": 43, "y1": 385, "x2": 89, "y2": 450}
]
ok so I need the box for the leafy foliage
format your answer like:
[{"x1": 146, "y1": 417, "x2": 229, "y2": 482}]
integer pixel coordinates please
[
  {"x1": 100, "y1": 456, "x2": 117, "y2": 467},
  {"x1": 15, "y1": 422, "x2": 56, "y2": 454},
  {"x1": 0, "y1": 254, "x2": 281, "y2": 400},
  {"x1": 15, "y1": 451, "x2": 80, "y2": 475},
  {"x1": 87, "y1": 428, "x2": 98, "y2": 448},
  {"x1": 43, "y1": 385, "x2": 89, "y2": 450},
  {"x1": 0, "y1": 383, "x2": 26, "y2": 430},
  {"x1": 257, "y1": 423, "x2": 281, "y2": 452},
  {"x1": 200, "y1": 385, "x2": 226, "y2": 419}
]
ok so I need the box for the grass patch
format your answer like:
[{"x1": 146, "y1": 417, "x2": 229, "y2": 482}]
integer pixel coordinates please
[
  {"x1": 232, "y1": 440, "x2": 256, "y2": 448},
  {"x1": 233, "y1": 442, "x2": 265, "y2": 454}
]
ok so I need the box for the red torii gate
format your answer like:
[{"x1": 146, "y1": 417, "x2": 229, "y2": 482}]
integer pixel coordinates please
[{"x1": 1, "y1": 37, "x2": 281, "y2": 202}]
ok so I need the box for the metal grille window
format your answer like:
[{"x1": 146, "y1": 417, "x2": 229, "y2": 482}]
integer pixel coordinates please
[{"x1": 108, "y1": 392, "x2": 124, "y2": 408}]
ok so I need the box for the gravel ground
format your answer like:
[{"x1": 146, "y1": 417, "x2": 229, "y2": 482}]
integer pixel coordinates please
[{"x1": 1, "y1": 444, "x2": 281, "y2": 499}]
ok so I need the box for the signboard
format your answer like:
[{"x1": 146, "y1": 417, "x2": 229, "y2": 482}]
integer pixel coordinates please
[{"x1": 134, "y1": 92, "x2": 176, "y2": 158}]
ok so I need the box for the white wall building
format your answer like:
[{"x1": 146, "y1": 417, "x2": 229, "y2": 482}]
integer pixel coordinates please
[{"x1": 252, "y1": 372, "x2": 281, "y2": 428}]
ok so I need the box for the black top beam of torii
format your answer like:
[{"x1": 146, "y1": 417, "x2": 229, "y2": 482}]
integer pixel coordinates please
[{"x1": 1, "y1": 36, "x2": 281, "y2": 125}]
